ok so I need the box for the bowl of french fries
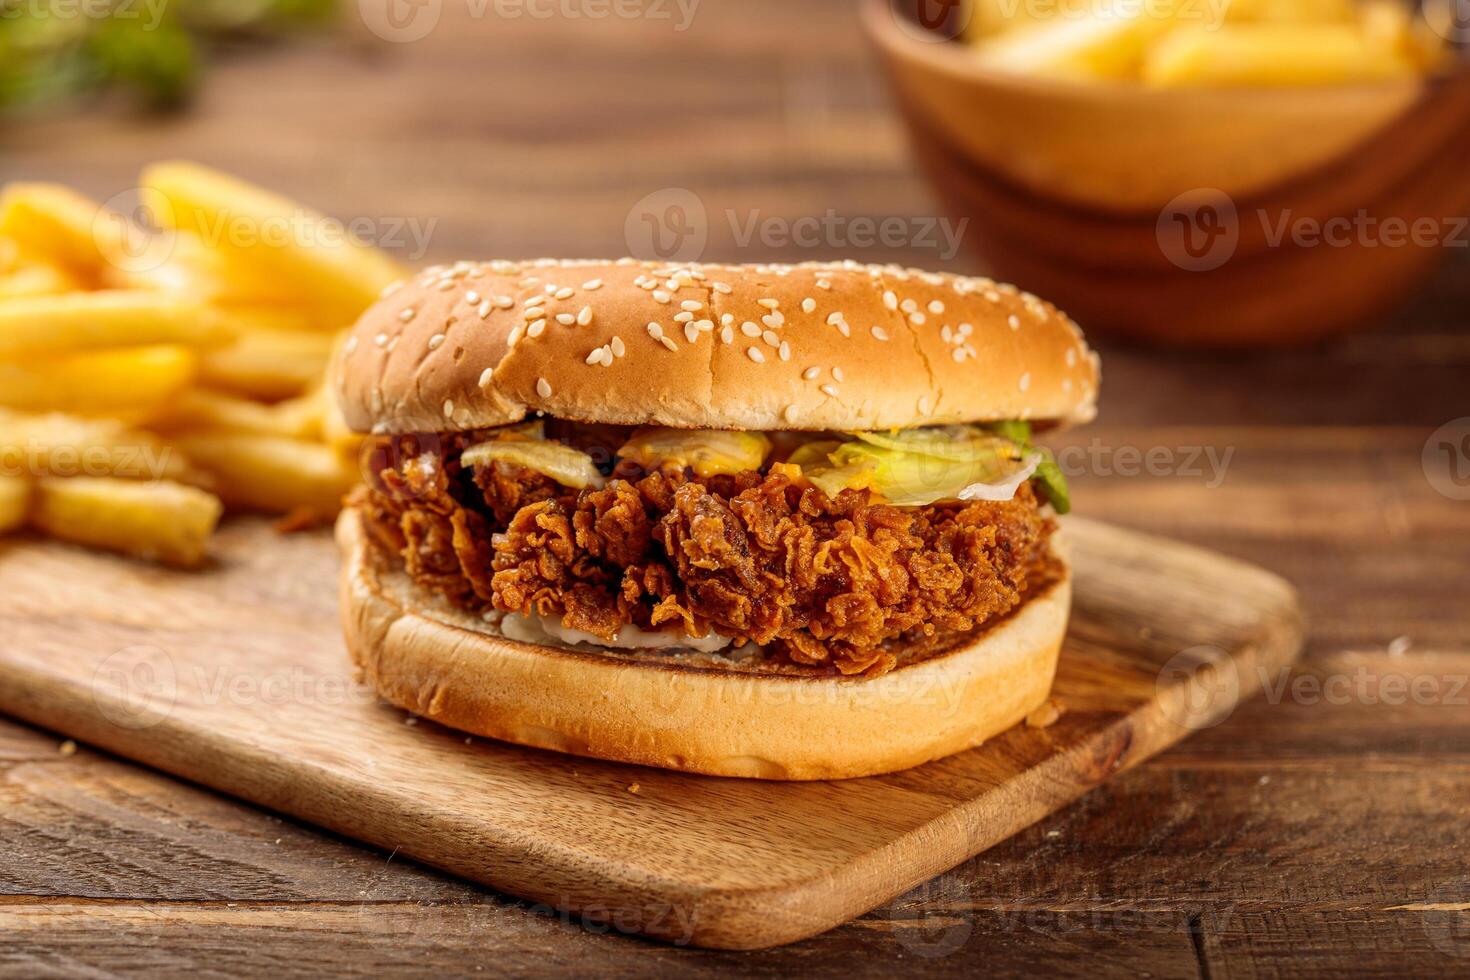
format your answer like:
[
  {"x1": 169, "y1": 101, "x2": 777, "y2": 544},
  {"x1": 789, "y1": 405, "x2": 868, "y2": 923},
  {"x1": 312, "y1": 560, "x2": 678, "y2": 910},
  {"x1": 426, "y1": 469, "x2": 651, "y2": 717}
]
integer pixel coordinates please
[
  {"x1": 0, "y1": 164, "x2": 405, "y2": 568},
  {"x1": 864, "y1": 0, "x2": 1470, "y2": 345}
]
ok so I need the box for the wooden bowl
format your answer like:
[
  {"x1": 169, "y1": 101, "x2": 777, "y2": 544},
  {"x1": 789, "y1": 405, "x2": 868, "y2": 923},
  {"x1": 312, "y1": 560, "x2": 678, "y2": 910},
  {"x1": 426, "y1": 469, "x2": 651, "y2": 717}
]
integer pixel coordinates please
[{"x1": 863, "y1": 0, "x2": 1470, "y2": 346}]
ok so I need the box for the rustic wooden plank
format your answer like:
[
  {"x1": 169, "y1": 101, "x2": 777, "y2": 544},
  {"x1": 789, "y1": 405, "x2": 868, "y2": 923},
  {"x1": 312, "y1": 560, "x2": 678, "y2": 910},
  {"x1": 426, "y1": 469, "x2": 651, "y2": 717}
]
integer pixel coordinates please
[
  {"x1": 0, "y1": 904, "x2": 1206, "y2": 979},
  {"x1": 0, "y1": 517, "x2": 1303, "y2": 948}
]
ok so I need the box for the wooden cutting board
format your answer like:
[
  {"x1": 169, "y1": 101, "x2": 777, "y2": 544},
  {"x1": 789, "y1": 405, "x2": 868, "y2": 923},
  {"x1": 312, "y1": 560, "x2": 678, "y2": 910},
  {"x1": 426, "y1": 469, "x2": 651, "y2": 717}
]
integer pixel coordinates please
[{"x1": 0, "y1": 516, "x2": 1301, "y2": 950}]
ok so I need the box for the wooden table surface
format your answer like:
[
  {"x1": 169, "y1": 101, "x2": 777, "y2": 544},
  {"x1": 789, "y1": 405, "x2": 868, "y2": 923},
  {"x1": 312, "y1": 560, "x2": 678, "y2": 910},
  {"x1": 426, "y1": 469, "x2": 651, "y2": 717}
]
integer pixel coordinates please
[{"x1": 2, "y1": 1, "x2": 1468, "y2": 976}]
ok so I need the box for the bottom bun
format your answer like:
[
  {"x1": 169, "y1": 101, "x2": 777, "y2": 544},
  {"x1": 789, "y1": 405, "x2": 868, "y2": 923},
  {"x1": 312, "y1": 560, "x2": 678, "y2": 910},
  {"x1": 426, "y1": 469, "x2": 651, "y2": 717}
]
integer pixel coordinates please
[{"x1": 338, "y1": 507, "x2": 1071, "y2": 780}]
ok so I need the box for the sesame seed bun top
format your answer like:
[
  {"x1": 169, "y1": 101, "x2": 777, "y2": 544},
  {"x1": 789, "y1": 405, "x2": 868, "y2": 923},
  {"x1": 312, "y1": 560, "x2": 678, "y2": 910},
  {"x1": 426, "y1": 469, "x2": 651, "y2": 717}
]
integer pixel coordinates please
[{"x1": 335, "y1": 258, "x2": 1100, "y2": 435}]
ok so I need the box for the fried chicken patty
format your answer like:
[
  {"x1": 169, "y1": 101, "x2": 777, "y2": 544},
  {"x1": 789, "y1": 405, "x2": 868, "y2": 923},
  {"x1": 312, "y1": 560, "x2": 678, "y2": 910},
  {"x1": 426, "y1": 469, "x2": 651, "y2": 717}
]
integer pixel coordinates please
[{"x1": 354, "y1": 431, "x2": 1058, "y2": 675}]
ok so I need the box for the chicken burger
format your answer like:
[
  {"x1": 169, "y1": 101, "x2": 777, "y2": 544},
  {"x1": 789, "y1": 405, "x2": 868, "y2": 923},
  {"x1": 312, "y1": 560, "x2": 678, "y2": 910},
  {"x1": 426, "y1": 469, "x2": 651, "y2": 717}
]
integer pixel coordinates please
[{"x1": 335, "y1": 259, "x2": 1099, "y2": 779}]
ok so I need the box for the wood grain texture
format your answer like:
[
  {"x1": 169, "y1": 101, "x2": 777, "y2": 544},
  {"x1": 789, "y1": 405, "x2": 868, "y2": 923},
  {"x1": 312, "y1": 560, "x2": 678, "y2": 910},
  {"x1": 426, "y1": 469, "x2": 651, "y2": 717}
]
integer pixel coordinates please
[
  {"x1": 0, "y1": 517, "x2": 1301, "y2": 949},
  {"x1": 0, "y1": 0, "x2": 1467, "y2": 972}
]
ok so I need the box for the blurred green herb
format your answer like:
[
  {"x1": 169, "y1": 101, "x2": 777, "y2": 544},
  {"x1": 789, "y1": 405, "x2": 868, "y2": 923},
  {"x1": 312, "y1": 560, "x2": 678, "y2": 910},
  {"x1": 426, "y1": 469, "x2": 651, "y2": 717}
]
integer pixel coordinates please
[{"x1": 0, "y1": 0, "x2": 337, "y2": 115}]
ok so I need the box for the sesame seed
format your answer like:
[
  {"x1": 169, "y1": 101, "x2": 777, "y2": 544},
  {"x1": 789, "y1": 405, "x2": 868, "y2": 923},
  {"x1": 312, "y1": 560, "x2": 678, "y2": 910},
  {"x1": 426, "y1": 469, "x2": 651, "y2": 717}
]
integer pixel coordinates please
[
  {"x1": 428, "y1": 333, "x2": 446, "y2": 350},
  {"x1": 801, "y1": 297, "x2": 816, "y2": 314},
  {"x1": 647, "y1": 322, "x2": 664, "y2": 339},
  {"x1": 833, "y1": 367, "x2": 845, "y2": 382},
  {"x1": 582, "y1": 279, "x2": 603, "y2": 290},
  {"x1": 909, "y1": 312, "x2": 926, "y2": 326},
  {"x1": 941, "y1": 325, "x2": 954, "y2": 343},
  {"x1": 386, "y1": 336, "x2": 398, "y2": 352},
  {"x1": 820, "y1": 384, "x2": 839, "y2": 398},
  {"x1": 555, "y1": 287, "x2": 574, "y2": 300},
  {"x1": 1019, "y1": 372, "x2": 1032, "y2": 392},
  {"x1": 611, "y1": 336, "x2": 626, "y2": 357},
  {"x1": 344, "y1": 336, "x2": 358, "y2": 354},
  {"x1": 883, "y1": 291, "x2": 898, "y2": 310},
  {"x1": 478, "y1": 367, "x2": 494, "y2": 388},
  {"x1": 556, "y1": 313, "x2": 576, "y2": 325},
  {"x1": 779, "y1": 341, "x2": 791, "y2": 361},
  {"x1": 762, "y1": 330, "x2": 780, "y2": 347},
  {"x1": 374, "y1": 333, "x2": 389, "y2": 347},
  {"x1": 496, "y1": 295, "x2": 514, "y2": 309},
  {"x1": 524, "y1": 295, "x2": 545, "y2": 307},
  {"x1": 1066, "y1": 348, "x2": 1077, "y2": 367},
  {"x1": 524, "y1": 306, "x2": 545, "y2": 320},
  {"x1": 436, "y1": 279, "x2": 456, "y2": 292},
  {"x1": 527, "y1": 319, "x2": 546, "y2": 338},
  {"x1": 1008, "y1": 314, "x2": 1021, "y2": 331},
  {"x1": 660, "y1": 336, "x2": 678, "y2": 352},
  {"x1": 817, "y1": 279, "x2": 832, "y2": 290},
  {"x1": 712, "y1": 281, "x2": 733, "y2": 294},
  {"x1": 958, "y1": 322, "x2": 973, "y2": 337},
  {"x1": 928, "y1": 300, "x2": 945, "y2": 314},
  {"x1": 720, "y1": 325, "x2": 734, "y2": 344},
  {"x1": 918, "y1": 396, "x2": 932, "y2": 415},
  {"x1": 680, "y1": 300, "x2": 703, "y2": 312},
  {"x1": 478, "y1": 300, "x2": 492, "y2": 318},
  {"x1": 653, "y1": 290, "x2": 672, "y2": 304},
  {"x1": 674, "y1": 311, "x2": 695, "y2": 323},
  {"x1": 758, "y1": 298, "x2": 780, "y2": 310},
  {"x1": 586, "y1": 348, "x2": 605, "y2": 365},
  {"x1": 762, "y1": 312, "x2": 784, "y2": 329},
  {"x1": 684, "y1": 323, "x2": 700, "y2": 343},
  {"x1": 747, "y1": 347, "x2": 766, "y2": 363},
  {"x1": 465, "y1": 291, "x2": 481, "y2": 305},
  {"x1": 694, "y1": 319, "x2": 714, "y2": 332},
  {"x1": 783, "y1": 404, "x2": 800, "y2": 424},
  {"x1": 871, "y1": 326, "x2": 889, "y2": 341},
  {"x1": 952, "y1": 348, "x2": 967, "y2": 363},
  {"x1": 507, "y1": 325, "x2": 525, "y2": 348},
  {"x1": 835, "y1": 320, "x2": 851, "y2": 337},
  {"x1": 398, "y1": 308, "x2": 415, "y2": 322},
  {"x1": 380, "y1": 280, "x2": 404, "y2": 299},
  {"x1": 537, "y1": 377, "x2": 553, "y2": 398},
  {"x1": 741, "y1": 321, "x2": 761, "y2": 338},
  {"x1": 901, "y1": 298, "x2": 918, "y2": 314},
  {"x1": 720, "y1": 312, "x2": 734, "y2": 326},
  {"x1": 577, "y1": 306, "x2": 593, "y2": 326},
  {"x1": 443, "y1": 399, "x2": 455, "y2": 416},
  {"x1": 803, "y1": 366, "x2": 820, "y2": 380}
]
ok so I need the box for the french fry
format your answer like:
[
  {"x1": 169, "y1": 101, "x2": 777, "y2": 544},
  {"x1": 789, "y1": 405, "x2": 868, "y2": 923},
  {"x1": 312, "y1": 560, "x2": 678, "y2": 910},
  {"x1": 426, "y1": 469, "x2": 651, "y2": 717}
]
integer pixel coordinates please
[
  {"x1": 198, "y1": 326, "x2": 336, "y2": 400},
  {"x1": 0, "y1": 475, "x2": 28, "y2": 534},
  {"x1": 150, "y1": 388, "x2": 324, "y2": 440},
  {"x1": 31, "y1": 476, "x2": 222, "y2": 568},
  {"x1": 1221, "y1": 0, "x2": 1356, "y2": 23},
  {"x1": 1143, "y1": 24, "x2": 1415, "y2": 86},
  {"x1": 0, "y1": 263, "x2": 81, "y2": 300},
  {"x1": 0, "y1": 183, "x2": 111, "y2": 283},
  {"x1": 0, "y1": 290, "x2": 232, "y2": 355},
  {"x1": 0, "y1": 182, "x2": 297, "y2": 304},
  {"x1": 172, "y1": 432, "x2": 358, "y2": 516},
  {"x1": 0, "y1": 409, "x2": 206, "y2": 485},
  {"x1": 0, "y1": 345, "x2": 197, "y2": 415},
  {"x1": 141, "y1": 161, "x2": 405, "y2": 325},
  {"x1": 976, "y1": 1, "x2": 1182, "y2": 80}
]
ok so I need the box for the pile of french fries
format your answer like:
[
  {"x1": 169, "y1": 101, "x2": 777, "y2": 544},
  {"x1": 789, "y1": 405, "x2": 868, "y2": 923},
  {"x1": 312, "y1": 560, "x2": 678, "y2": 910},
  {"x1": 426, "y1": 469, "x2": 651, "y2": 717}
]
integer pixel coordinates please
[
  {"x1": 962, "y1": 0, "x2": 1449, "y2": 85},
  {"x1": 0, "y1": 163, "x2": 405, "y2": 567}
]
